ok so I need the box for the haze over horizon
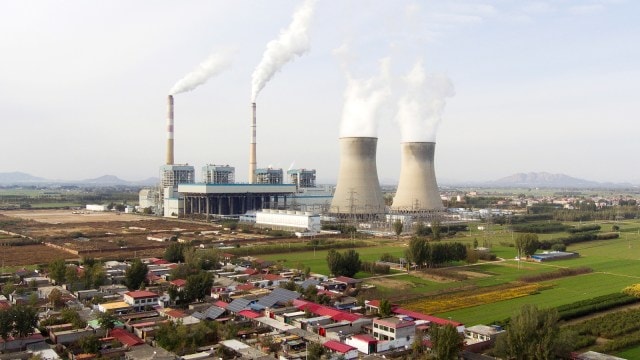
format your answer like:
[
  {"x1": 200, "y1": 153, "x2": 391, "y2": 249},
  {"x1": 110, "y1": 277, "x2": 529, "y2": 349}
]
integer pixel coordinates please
[{"x1": 2, "y1": 1, "x2": 638, "y2": 184}]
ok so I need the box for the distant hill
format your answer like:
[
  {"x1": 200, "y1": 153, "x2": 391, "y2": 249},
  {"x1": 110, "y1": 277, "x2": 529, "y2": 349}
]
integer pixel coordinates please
[
  {"x1": 0, "y1": 172, "x2": 159, "y2": 187},
  {"x1": 493, "y1": 172, "x2": 602, "y2": 188},
  {"x1": 0, "y1": 172, "x2": 46, "y2": 183}
]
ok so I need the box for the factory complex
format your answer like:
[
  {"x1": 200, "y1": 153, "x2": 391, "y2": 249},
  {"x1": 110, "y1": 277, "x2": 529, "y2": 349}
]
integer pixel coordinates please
[{"x1": 139, "y1": 94, "x2": 446, "y2": 235}]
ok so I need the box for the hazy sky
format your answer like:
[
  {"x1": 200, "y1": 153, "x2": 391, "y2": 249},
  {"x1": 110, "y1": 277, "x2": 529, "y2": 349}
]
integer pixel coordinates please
[{"x1": 2, "y1": 0, "x2": 639, "y2": 184}]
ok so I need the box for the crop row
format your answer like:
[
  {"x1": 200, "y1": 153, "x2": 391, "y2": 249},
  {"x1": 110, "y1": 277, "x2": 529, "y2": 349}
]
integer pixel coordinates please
[
  {"x1": 404, "y1": 283, "x2": 543, "y2": 314},
  {"x1": 557, "y1": 292, "x2": 639, "y2": 321}
]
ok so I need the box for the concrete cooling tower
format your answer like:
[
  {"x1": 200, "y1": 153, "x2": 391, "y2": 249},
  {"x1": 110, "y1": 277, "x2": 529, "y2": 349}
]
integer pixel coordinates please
[
  {"x1": 391, "y1": 142, "x2": 443, "y2": 211},
  {"x1": 330, "y1": 137, "x2": 385, "y2": 215}
]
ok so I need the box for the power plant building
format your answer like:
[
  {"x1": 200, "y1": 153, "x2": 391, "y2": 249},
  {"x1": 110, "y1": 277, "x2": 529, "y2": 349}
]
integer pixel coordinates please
[
  {"x1": 160, "y1": 165, "x2": 195, "y2": 188},
  {"x1": 202, "y1": 164, "x2": 235, "y2": 184},
  {"x1": 330, "y1": 137, "x2": 385, "y2": 216},
  {"x1": 391, "y1": 142, "x2": 443, "y2": 211},
  {"x1": 288, "y1": 169, "x2": 316, "y2": 189},
  {"x1": 177, "y1": 183, "x2": 296, "y2": 218},
  {"x1": 256, "y1": 168, "x2": 283, "y2": 185}
]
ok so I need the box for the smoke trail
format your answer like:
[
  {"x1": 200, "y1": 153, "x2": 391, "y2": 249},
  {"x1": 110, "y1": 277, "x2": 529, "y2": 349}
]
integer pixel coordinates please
[
  {"x1": 395, "y1": 60, "x2": 455, "y2": 142},
  {"x1": 170, "y1": 50, "x2": 233, "y2": 95},
  {"x1": 251, "y1": 0, "x2": 316, "y2": 102},
  {"x1": 339, "y1": 58, "x2": 392, "y2": 138}
]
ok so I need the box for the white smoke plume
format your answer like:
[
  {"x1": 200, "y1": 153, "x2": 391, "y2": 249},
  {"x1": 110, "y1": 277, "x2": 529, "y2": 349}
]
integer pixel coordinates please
[
  {"x1": 339, "y1": 58, "x2": 393, "y2": 138},
  {"x1": 170, "y1": 50, "x2": 233, "y2": 95},
  {"x1": 251, "y1": 0, "x2": 316, "y2": 102},
  {"x1": 396, "y1": 60, "x2": 455, "y2": 142}
]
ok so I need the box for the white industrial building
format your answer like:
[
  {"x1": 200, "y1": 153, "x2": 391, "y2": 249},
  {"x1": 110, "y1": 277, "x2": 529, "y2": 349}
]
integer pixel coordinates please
[
  {"x1": 86, "y1": 204, "x2": 108, "y2": 212},
  {"x1": 255, "y1": 209, "x2": 321, "y2": 232}
]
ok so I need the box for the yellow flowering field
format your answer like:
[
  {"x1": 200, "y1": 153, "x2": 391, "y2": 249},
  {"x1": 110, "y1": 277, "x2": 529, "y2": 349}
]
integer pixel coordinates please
[
  {"x1": 404, "y1": 283, "x2": 544, "y2": 314},
  {"x1": 623, "y1": 283, "x2": 640, "y2": 297}
]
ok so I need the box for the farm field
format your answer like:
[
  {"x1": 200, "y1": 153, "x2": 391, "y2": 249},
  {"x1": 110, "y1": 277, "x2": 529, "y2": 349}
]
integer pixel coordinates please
[{"x1": 0, "y1": 244, "x2": 76, "y2": 267}]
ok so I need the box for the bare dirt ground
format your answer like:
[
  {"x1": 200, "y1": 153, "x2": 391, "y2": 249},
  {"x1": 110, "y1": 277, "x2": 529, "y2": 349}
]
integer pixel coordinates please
[
  {"x1": 1, "y1": 209, "x2": 153, "y2": 224},
  {"x1": 0, "y1": 245, "x2": 76, "y2": 267},
  {"x1": 409, "y1": 271, "x2": 453, "y2": 283},
  {"x1": 455, "y1": 270, "x2": 492, "y2": 278},
  {"x1": 367, "y1": 277, "x2": 414, "y2": 290}
]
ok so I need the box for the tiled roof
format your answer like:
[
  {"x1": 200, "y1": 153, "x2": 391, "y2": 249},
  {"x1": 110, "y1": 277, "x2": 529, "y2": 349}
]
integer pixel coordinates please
[
  {"x1": 109, "y1": 329, "x2": 144, "y2": 347},
  {"x1": 238, "y1": 309, "x2": 261, "y2": 319},
  {"x1": 293, "y1": 299, "x2": 362, "y2": 322},
  {"x1": 323, "y1": 340, "x2": 356, "y2": 353},
  {"x1": 125, "y1": 290, "x2": 158, "y2": 299}
]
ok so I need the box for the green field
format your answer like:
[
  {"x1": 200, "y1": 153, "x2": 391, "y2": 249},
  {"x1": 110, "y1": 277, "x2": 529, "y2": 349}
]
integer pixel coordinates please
[
  {"x1": 256, "y1": 219, "x2": 640, "y2": 330},
  {"x1": 616, "y1": 345, "x2": 640, "y2": 358}
]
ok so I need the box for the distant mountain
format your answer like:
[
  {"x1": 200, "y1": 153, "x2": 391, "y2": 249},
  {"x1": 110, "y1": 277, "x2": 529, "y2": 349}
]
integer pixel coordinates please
[
  {"x1": 0, "y1": 172, "x2": 46, "y2": 184},
  {"x1": 81, "y1": 175, "x2": 131, "y2": 185},
  {"x1": 0, "y1": 172, "x2": 159, "y2": 187},
  {"x1": 493, "y1": 172, "x2": 601, "y2": 188}
]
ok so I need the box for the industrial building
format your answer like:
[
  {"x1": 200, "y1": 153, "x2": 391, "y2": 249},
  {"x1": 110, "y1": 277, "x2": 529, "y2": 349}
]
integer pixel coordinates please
[
  {"x1": 178, "y1": 183, "x2": 296, "y2": 218},
  {"x1": 288, "y1": 168, "x2": 316, "y2": 189},
  {"x1": 256, "y1": 167, "x2": 283, "y2": 184},
  {"x1": 202, "y1": 164, "x2": 235, "y2": 184},
  {"x1": 254, "y1": 209, "x2": 321, "y2": 232}
]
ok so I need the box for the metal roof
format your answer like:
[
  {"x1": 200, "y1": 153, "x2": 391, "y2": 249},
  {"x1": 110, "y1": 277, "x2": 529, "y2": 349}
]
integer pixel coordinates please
[
  {"x1": 226, "y1": 298, "x2": 253, "y2": 313},
  {"x1": 256, "y1": 287, "x2": 300, "y2": 309}
]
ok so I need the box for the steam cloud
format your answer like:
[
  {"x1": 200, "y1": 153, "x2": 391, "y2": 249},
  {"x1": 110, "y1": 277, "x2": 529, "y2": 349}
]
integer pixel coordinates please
[
  {"x1": 170, "y1": 50, "x2": 233, "y2": 95},
  {"x1": 339, "y1": 58, "x2": 392, "y2": 138},
  {"x1": 395, "y1": 60, "x2": 455, "y2": 142},
  {"x1": 251, "y1": 0, "x2": 316, "y2": 102}
]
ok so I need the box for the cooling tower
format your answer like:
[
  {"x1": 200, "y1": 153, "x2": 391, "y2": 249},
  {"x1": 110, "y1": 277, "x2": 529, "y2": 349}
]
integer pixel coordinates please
[
  {"x1": 249, "y1": 102, "x2": 257, "y2": 183},
  {"x1": 330, "y1": 137, "x2": 385, "y2": 215},
  {"x1": 166, "y1": 95, "x2": 174, "y2": 165},
  {"x1": 391, "y1": 142, "x2": 443, "y2": 211}
]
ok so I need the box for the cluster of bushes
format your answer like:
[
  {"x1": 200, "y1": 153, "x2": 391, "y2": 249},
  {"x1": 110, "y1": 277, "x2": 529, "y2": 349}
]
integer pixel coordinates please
[
  {"x1": 567, "y1": 224, "x2": 601, "y2": 233},
  {"x1": 539, "y1": 232, "x2": 619, "y2": 250},
  {"x1": 477, "y1": 252, "x2": 497, "y2": 261},
  {"x1": 557, "y1": 292, "x2": 640, "y2": 321},
  {"x1": 361, "y1": 261, "x2": 391, "y2": 275},
  {"x1": 379, "y1": 253, "x2": 400, "y2": 263},
  {"x1": 567, "y1": 308, "x2": 640, "y2": 352},
  {"x1": 511, "y1": 222, "x2": 569, "y2": 233},
  {"x1": 321, "y1": 223, "x2": 356, "y2": 234},
  {"x1": 518, "y1": 267, "x2": 592, "y2": 283},
  {"x1": 554, "y1": 207, "x2": 640, "y2": 222}
]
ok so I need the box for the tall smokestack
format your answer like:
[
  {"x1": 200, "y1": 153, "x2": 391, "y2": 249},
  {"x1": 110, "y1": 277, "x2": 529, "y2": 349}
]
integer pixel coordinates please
[
  {"x1": 166, "y1": 95, "x2": 174, "y2": 165},
  {"x1": 249, "y1": 103, "x2": 257, "y2": 183},
  {"x1": 391, "y1": 142, "x2": 443, "y2": 211},
  {"x1": 330, "y1": 137, "x2": 385, "y2": 215}
]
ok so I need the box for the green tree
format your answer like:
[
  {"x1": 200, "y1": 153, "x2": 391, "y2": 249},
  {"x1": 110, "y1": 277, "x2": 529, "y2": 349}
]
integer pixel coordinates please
[
  {"x1": 155, "y1": 321, "x2": 181, "y2": 351},
  {"x1": 431, "y1": 219, "x2": 442, "y2": 240},
  {"x1": 124, "y1": 258, "x2": 148, "y2": 290},
  {"x1": 48, "y1": 288, "x2": 64, "y2": 309},
  {"x1": 164, "y1": 243, "x2": 186, "y2": 263},
  {"x1": 77, "y1": 334, "x2": 100, "y2": 354},
  {"x1": 379, "y1": 299, "x2": 392, "y2": 317},
  {"x1": 393, "y1": 220, "x2": 403, "y2": 240},
  {"x1": 184, "y1": 271, "x2": 213, "y2": 303},
  {"x1": 406, "y1": 237, "x2": 428, "y2": 269},
  {"x1": 12, "y1": 305, "x2": 38, "y2": 348},
  {"x1": 60, "y1": 308, "x2": 87, "y2": 329},
  {"x1": 326, "y1": 249, "x2": 343, "y2": 276},
  {"x1": 65, "y1": 266, "x2": 79, "y2": 290},
  {"x1": 307, "y1": 341, "x2": 325, "y2": 360},
  {"x1": 97, "y1": 311, "x2": 118, "y2": 336},
  {"x1": 515, "y1": 233, "x2": 540, "y2": 257},
  {"x1": 429, "y1": 324, "x2": 462, "y2": 360},
  {"x1": 48, "y1": 259, "x2": 66, "y2": 285},
  {"x1": 494, "y1": 304, "x2": 560, "y2": 360},
  {"x1": 0, "y1": 309, "x2": 12, "y2": 351},
  {"x1": 341, "y1": 249, "x2": 362, "y2": 277}
]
